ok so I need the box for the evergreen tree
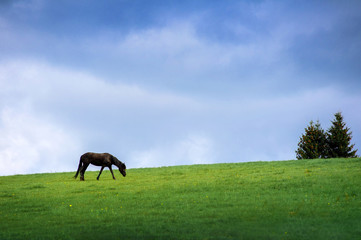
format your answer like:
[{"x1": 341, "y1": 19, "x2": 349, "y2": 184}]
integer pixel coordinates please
[
  {"x1": 326, "y1": 112, "x2": 358, "y2": 158},
  {"x1": 296, "y1": 120, "x2": 328, "y2": 159}
]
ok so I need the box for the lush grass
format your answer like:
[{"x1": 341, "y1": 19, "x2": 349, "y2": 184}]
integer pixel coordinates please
[{"x1": 0, "y1": 158, "x2": 360, "y2": 239}]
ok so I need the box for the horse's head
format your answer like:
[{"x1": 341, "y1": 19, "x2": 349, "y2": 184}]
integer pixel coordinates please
[{"x1": 119, "y1": 162, "x2": 126, "y2": 177}]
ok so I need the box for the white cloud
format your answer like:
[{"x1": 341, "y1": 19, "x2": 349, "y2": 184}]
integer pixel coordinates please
[
  {"x1": 0, "y1": 106, "x2": 80, "y2": 175},
  {"x1": 0, "y1": 59, "x2": 200, "y2": 112}
]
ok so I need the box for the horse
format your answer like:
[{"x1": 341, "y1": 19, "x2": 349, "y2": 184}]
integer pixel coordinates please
[{"x1": 74, "y1": 152, "x2": 126, "y2": 181}]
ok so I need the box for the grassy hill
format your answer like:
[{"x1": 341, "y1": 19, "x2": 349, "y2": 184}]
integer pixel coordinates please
[{"x1": 1, "y1": 158, "x2": 360, "y2": 239}]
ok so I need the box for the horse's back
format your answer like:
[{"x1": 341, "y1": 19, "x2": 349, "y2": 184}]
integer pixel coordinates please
[
  {"x1": 82, "y1": 152, "x2": 111, "y2": 158},
  {"x1": 81, "y1": 152, "x2": 112, "y2": 166}
]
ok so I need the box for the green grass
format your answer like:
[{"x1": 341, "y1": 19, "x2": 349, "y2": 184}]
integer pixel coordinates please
[{"x1": 1, "y1": 158, "x2": 361, "y2": 239}]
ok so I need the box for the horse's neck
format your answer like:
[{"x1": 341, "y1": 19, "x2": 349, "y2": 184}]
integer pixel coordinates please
[{"x1": 113, "y1": 158, "x2": 122, "y2": 166}]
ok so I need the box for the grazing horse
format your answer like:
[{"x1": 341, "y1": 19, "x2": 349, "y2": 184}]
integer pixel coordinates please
[{"x1": 74, "y1": 152, "x2": 126, "y2": 181}]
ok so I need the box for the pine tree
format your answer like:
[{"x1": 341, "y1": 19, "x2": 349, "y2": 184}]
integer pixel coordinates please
[
  {"x1": 296, "y1": 120, "x2": 328, "y2": 159},
  {"x1": 326, "y1": 112, "x2": 358, "y2": 158}
]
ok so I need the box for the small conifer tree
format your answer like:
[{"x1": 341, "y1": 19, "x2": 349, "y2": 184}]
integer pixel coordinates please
[
  {"x1": 296, "y1": 120, "x2": 328, "y2": 159},
  {"x1": 326, "y1": 112, "x2": 358, "y2": 158}
]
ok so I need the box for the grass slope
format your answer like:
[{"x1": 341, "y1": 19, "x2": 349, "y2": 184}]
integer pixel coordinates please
[{"x1": 1, "y1": 158, "x2": 361, "y2": 239}]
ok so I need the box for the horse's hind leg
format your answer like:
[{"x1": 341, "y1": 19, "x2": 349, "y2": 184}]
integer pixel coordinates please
[
  {"x1": 97, "y1": 166, "x2": 105, "y2": 180},
  {"x1": 80, "y1": 163, "x2": 89, "y2": 181}
]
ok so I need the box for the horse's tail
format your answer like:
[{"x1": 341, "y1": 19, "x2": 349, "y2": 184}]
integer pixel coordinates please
[{"x1": 74, "y1": 156, "x2": 83, "y2": 179}]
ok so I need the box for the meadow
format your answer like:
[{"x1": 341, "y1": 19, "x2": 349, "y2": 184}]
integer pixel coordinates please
[{"x1": 0, "y1": 158, "x2": 360, "y2": 239}]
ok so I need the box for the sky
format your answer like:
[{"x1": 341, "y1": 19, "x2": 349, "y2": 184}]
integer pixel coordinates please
[{"x1": 0, "y1": 0, "x2": 360, "y2": 176}]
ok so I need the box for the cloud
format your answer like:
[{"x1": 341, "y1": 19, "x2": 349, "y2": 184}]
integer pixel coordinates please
[
  {"x1": 0, "y1": 106, "x2": 80, "y2": 175},
  {"x1": 0, "y1": 59, "x2": 199, "y2": 111},
  {"x1": 75, "y1": 18, "x2": 295, "y2": 98}
]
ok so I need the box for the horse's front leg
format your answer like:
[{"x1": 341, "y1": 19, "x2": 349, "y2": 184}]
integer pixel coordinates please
[
  {"x1": 97, "y1": 166, "x2": 105, "y2": 180},
  {"x1": 109, "y1": 166, "x2": 116, "y2": 180}
]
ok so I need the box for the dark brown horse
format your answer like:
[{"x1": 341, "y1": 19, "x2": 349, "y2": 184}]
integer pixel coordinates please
[{"x1": 74, "y1": 152, "x2": 126, "y2": 181}]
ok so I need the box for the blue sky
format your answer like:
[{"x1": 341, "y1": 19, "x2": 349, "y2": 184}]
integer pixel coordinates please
[{"x1": 0, "y1": 0, "x2": 360, "y2": 175}]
